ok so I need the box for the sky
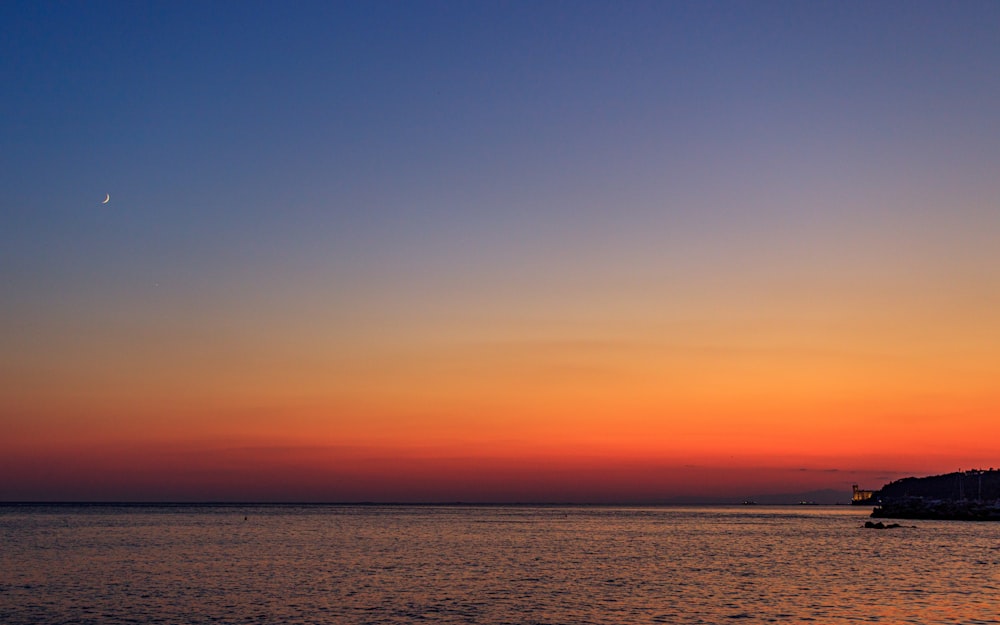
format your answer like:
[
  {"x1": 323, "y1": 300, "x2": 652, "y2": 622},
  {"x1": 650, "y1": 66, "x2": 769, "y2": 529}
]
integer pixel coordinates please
[{"x1": 3, "y1": 1, "x2": 1000, "y2": 502}]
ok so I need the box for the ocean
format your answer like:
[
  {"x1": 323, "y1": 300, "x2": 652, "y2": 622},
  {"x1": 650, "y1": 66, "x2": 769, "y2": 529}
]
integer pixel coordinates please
[{"x1": 2, "y1": 504, "x2": 999, "y2": 624}]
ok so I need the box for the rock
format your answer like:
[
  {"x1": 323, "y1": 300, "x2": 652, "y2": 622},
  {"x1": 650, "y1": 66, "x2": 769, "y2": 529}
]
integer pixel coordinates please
[{"x1": 863, "y1": 520, "x2": 913, "y2": 529}]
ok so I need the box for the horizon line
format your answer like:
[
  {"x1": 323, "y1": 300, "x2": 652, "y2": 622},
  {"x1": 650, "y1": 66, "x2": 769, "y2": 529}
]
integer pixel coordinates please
[{"x1": 0, "y1": 500, "x2": 857, "y2": 507}]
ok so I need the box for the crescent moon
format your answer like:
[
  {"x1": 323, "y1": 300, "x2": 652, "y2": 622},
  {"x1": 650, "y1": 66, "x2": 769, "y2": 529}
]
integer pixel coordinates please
[{"x1": 102, "y1": 193, "x2": 110, "y2": 204}]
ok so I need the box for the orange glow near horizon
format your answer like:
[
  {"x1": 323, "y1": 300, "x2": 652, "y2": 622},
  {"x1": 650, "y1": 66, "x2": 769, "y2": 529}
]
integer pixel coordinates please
[{"x1": 5, "y1": 290, "x2": 1000, "y2": 501}]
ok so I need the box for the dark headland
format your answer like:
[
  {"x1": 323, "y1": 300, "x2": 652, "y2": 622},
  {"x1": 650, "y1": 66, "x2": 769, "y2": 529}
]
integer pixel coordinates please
[{"x1": 860, "y1": 469, "x2": 1000, "y2": 521}]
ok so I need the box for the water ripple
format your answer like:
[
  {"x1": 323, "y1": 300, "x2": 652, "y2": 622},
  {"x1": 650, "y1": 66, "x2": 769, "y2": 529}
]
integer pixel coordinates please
[{"x1": 2, "y1": 505, "x2": 1000, "y2": 624}]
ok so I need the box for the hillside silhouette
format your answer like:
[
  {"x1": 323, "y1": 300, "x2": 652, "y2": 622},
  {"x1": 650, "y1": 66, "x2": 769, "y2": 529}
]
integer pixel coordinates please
[{"x1": 878, "y1": 469, "x2": 1000, "y2": 501}]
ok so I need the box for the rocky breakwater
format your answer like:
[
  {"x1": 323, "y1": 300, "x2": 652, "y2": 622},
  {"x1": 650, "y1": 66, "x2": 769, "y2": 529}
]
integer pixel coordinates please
[{"x1": 872, "y1": 497, "x2": 1000, "y2": 521}]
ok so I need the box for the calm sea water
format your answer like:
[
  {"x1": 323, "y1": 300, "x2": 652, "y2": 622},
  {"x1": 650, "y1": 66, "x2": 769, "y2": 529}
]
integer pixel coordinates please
[{"x1": 2, "y1": 504, "x2": 999, "y2": 624}]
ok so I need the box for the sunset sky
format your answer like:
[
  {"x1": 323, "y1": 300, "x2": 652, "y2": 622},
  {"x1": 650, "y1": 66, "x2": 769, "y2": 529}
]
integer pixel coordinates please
[{"x1": 3, "y1": 1, "x2": 1000, "y2": 502}]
